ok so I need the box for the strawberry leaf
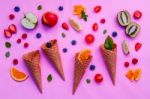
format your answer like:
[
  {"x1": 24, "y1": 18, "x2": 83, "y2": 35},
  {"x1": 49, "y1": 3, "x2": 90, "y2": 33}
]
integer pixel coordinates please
[{"x1": 81, "y1": 11, "x2": 88, "y2": 21}]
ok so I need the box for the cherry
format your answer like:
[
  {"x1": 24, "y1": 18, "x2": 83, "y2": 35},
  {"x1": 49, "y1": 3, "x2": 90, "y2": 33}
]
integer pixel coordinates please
[
  {"x1": 94, "y1": 73, "x2": 103, "y2": 83},
  {"x1": 85, "y1": 34, "x2": 95, "y2": 44}
]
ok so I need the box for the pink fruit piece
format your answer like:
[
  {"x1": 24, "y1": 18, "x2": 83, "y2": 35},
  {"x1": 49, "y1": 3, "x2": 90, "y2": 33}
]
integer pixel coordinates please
[
  {"x1": 4, "y1": 29, "x2": 12, "y2": 38},
  {"x1": 8, "y1": 24, "x2": 17, "y2": 34},
  {"x1": 62, "y1": 22, "x2": 69, "y2": 30}
]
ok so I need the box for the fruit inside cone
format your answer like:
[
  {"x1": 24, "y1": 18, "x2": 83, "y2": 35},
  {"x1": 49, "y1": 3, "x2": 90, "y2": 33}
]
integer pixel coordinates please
[
  {"x1": 42, "y1": 11, "x2": 58, "y2": 27},
  {"x1": 21, "y1": 12, "x2": 38, "y2": 30},
  {"x1": 78, "y1": 49, "x2": 91, "y2": 61},
  {"x1": 10, "y1": 67, "x2": 28, "y2": 82}
]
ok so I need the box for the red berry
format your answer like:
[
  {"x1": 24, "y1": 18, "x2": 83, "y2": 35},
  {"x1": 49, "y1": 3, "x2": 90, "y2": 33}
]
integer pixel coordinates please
[
  {"x1": 133, "y1": 10, "x2": 142, "y2": 19},
  {"x1": 22, "y1": 33, "x2": 27, "y2": 39},
  {"x1": 85, "y1": 34, "x2": 95, "y2": 44},
  {"x1": 94, "y1": 6, "x2": 102, "y2": 13},
  {"x1": 135, "y1": 42, "x2": 142, "y2": 52},
  {"x1": 124, "y1": 62, "x2": 130, "y2": 67},
  {"x1": 8, "y1": 24, "x2": 17, "y2": 34},
  {"x1": 24, "y1": 42, "x2": 29, "y2": 48},
  {"x1": 92, "y1": 23, "x2": 98, "y2": 31},
  {"x1": 13, "y1": 59, "x2": 18, "y2": 65},
  {"x1": 132, "y1": 58, "x2": 138, "y2": 65},
  {"x1": 4, "y1": 29, "x2": 12, "y2": 38},
  {"x1": 9, "y1": 14, "x2": 15, "y2": 20},
  {"x1": 17, "y1": 38, "x2": 21, "y2": 43},
  {"x1": 100, "y1": 18, "x2": 106, "y2": 24},
  {"x1": 62, "y1": 22, "x2": 69, "y2": 30},
  {"x1": 94, "y1": 74, "x2": 103, "y2": 83}
]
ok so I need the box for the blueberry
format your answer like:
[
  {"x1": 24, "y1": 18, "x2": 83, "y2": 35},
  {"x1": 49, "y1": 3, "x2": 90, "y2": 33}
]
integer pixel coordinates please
[
  {"x1": 112, "y1": 31, "x2": 117, "y2": 37},
  {"x1": 90, "y1": 65, "x2": 95, "y2": 71},
  {"x1": 36, "y1": 33, "x2": 41, "y2": 39},
  {"x1": 58, "y1": 6, "x2": 63, "y2": 11},
  {"x1": 62, "y1": 48, "x2": 68, "y2": 53},
  {"x1": 46, "y1": 42, "x2": 51, "y2": 48},
  {"x1": 14, "y1": 6, "x2": 20, "y2": 12},
  {"x1": 71, "y1": 40, "x2": 77, "y2": 46}
]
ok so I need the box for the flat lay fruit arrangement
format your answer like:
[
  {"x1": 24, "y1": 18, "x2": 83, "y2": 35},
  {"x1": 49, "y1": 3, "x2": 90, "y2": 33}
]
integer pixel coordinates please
[{"x1": 0, "y1": 0, "x2": 150, "y2": 99}]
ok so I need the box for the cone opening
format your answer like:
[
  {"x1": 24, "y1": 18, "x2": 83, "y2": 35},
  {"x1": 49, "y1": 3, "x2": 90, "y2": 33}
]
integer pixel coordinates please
[
  {"x1": 101, "y1": 43, "x2": 117, "y2": 52},
  {"x1": 45, "y1": 39, "x2": 57, "y2": 48},
  {"x1": 23, "y1": 50, "x2": 39, "y2": 61},
  {"x1": 50, "y1": 39, "x2": 57, "y2": 45}
]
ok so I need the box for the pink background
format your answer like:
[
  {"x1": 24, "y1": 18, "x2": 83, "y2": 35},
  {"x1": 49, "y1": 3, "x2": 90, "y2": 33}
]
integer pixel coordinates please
[{"x1": 0, "y1": 0, "x2": 150, "y2": 99}]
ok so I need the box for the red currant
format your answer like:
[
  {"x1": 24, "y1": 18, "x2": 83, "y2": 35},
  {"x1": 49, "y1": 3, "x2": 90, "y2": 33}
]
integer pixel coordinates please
[
  {"x1": 133, "y1": 10, "x2": 142, "y2": 19},
  {"x1": 132, "y1": 58, "x2": 138, "y2": 65},
  {"x1": 85, "y1": 34, "x2": 95, "y2": 44},
  {"x1": 124, "y1": 62, "x2": 129, "y2": 67},
  {"x1": 100, "y1": 18, "x2": 106, "y2": 24},
  {"x1": 9, "y1": 14, "x2": 15, "y2": 20},
  {"x1": 24, "y1": 42, "x2": 29, "y2": 48},
  {"x1": 13, "y1": 59, "x2": 18, "y2": 65},
  {"x1": 17, "y1": 38, "x2": 21, "y2": 43},
  {"x1": 94, "y1": 73, "x2": 103, "y2": 83},
  {"x1": 22, "y1": 33, "x2": 27, "y2": 39}
]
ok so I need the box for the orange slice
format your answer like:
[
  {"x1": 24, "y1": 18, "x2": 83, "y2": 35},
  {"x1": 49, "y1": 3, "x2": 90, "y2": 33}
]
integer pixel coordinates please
[
  {"x1": 134, "y1": 68, "x2": 142, "y2": 81},
  {"x1": 73, "y1": 5, "x2": 85, "y2": 16},
  {"x1": 78, "y1": 49, "x2": 91, "y2": 61},
  {"x1": 10, "y1": 67, "x2": 28, "y2": 82},
  {"x1": 126, "y1": 69, "x2": 135, "y2": 82}
]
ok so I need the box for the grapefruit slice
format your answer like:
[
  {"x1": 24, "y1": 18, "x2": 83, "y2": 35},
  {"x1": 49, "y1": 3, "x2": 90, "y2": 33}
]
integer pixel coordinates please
[
  {"x1": 73, "y1": 5, "x2": 85, "y2": 15},
  {"x1": 134, "y1": 68, "x2": 142, "y2": 81},
  {"x1": 10, "y1": 67, "x2": 28, "y2": 82},
  {"x1": 126, "y1": 69, "x2": 135, "y2": 82},
  {"x1": 78, "y1": 49, "x2": 91, "y2": 61}
]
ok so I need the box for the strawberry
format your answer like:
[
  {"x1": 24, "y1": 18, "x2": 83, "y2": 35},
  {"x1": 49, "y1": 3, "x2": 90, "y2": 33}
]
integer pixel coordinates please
[
  {"x1": 94, "y1": 6, "x2": 102, "y2": 13},
  {"x1": 62, "y1": 22, "x2": 69, "y2": 30},
  {"x1": 135, "y1": 42, "x2": 142, "y2": 51},
  {"x1": 92, "y1": 23, "x2": 98, "y2": 31},
  {"x1": 8, "y1": 24, "x2": 17, "y2": 34},
  {"x1": 4, "y1": 29, "x2": 12, "y2": 38}
]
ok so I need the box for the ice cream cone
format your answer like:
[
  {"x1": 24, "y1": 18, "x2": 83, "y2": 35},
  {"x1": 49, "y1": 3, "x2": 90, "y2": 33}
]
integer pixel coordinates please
[
  {"x1": 73, "y1": 53, "x2": 92, "y2": 94},
  {"x1": 23, "y1": 50, "x2": 42, "y2": 93},
  {"x1": 100, "y1": 44, "x2": 117, "y2": 85},
  {"x1": 41, "y1": 39, "x2": 65, "y2": 81}
]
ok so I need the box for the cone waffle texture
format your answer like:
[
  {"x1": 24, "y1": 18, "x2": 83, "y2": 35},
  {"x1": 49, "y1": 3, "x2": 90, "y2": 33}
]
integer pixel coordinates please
[
  {"x1": 23, "y1": 50, "x2": 42, "y2": 93},
  {"x1": 41, "y1": 40, "x2": 65, "y2": 80},
  {"x1": 100, "y1": 44, "x2": 117, "y2": 85},
  {"x1": 73, "y1": 53, "x2": 92, "y2": 94}
]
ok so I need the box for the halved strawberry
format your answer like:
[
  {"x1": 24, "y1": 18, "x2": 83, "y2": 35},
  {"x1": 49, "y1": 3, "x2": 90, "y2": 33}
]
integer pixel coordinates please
[
  {"x1": 4, "y1": 29, "x2": 12, "y2": 38},
  {"x1": 8, "y1": 24, "x2": 17, "y2": 34}
]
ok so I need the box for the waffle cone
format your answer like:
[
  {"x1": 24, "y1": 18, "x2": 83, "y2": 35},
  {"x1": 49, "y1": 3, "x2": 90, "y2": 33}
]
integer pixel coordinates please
[
  {"x1": 73, "y1": 53, "x2": 92, "y2": 94},
  {"x1": 41, "y1": 40, "x2": 65, "y2": 81},
  {"x1": 23, "y1": 50, "x2": 42, "y2": 93},
  {"x1": 100, "y1": 44, "x2": 117, "y2": 85}
]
